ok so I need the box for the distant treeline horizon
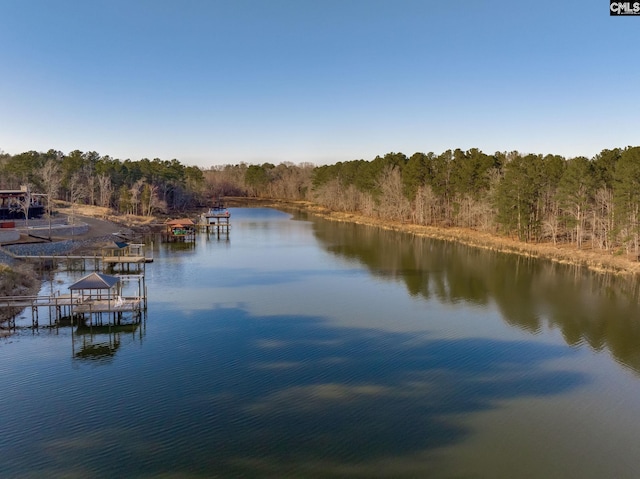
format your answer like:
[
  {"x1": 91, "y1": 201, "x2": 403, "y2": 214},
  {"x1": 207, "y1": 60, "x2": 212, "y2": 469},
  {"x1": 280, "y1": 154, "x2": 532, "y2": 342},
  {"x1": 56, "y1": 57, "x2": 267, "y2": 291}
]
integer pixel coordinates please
[{"x1": 2, "y1": 145, "x2": 640, "y2": 255}]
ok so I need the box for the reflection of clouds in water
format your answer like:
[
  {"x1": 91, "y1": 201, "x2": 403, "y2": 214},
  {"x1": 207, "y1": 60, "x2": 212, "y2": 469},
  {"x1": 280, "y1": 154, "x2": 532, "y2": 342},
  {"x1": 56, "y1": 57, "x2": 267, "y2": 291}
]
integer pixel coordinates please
[
  {"x1": 251, "y1": 361, "x2": 304, "y2": 370},
  {"x1": 255, "y1": 338, "x2": 346, "y2": 349},
  {"x1": 42, "y1": 427, "x2": 176, "y2": 477},
  {"x1": 246, "y1": 383, "x2": 396, "y2": 413},
  {"x1": 1, "y1": 306, "x2": 588, "y2": 478}
]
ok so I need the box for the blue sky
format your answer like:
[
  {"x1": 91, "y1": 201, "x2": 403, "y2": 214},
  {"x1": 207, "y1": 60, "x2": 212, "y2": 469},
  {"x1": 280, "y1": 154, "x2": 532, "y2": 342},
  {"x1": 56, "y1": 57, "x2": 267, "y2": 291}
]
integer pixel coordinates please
[{"x1": 1, "y1": 0, "x2": 638, "y2": 167}]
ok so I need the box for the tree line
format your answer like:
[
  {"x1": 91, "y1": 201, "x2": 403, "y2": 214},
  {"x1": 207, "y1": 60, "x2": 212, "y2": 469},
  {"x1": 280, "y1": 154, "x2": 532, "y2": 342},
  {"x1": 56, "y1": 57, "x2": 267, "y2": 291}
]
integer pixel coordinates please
[
  {"x1": 0, "y1": 149, "x2": 206, "y2": 215},
  {"x1": 3, "y1": 145, "x2": 640, "y2": 256},
  {"x1": 204, "y1": 146, "x2": 640, "y2": 256}
]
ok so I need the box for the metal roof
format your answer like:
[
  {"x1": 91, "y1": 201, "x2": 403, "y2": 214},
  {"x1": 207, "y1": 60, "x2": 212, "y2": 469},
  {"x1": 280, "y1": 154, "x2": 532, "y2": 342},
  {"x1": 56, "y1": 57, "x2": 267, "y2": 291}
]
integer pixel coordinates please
[
  {"x1": 69, "y1": 272, "x2": 120, "y2": 290},
  {"x1": 101, "y1": 241, "x2": 129, "y2": 250}
]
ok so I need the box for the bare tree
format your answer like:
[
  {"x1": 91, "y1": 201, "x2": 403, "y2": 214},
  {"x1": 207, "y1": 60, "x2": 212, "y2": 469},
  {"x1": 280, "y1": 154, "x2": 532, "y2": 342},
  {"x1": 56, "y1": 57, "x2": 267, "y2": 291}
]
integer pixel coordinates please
[
  {"x1": 97, "y1": 174, "x2": 113, "y2": 208},
  {"x1": 593, "y1": 187, "x2": 614, "y2": 251},
  {"x1": 39, "y1": 158, "x2": 62, "y2": 213},
  {"x1": 16, "y1": 184, "x2": 32, "y2": 230},
  {"x1": 376, "y1": 165, "x2": 410, "y2": 221},
  {"x1": 129, "y1": 179, "x2": 145, "y2": 216},
  {"x1": 145, "y1": 184, "x2": 167, "y2": 216},
  {"x1": 68, "y1": 173, "x2": 89, "y2": 234}
]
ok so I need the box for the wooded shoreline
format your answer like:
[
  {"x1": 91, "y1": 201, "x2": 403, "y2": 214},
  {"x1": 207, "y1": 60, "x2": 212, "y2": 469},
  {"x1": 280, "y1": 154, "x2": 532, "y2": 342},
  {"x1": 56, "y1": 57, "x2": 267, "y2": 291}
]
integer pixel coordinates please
[
  {"x1": 3, "y1": 197, "x2": 639, "y2": 324},
  {"x1": 238, "y1": 198, "x2": 640, "y2": 277}
]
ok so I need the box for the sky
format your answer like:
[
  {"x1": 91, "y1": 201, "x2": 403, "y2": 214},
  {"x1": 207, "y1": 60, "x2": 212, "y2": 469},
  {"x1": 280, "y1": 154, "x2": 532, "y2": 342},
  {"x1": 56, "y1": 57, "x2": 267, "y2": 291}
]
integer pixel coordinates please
[{"x1": 1, "y1": 0, "x2": 638, "y2": 168}]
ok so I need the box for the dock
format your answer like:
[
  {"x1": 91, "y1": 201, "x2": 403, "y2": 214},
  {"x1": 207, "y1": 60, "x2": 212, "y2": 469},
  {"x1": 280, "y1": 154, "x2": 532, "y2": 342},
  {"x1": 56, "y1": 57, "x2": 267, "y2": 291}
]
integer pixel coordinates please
[
  {"x1": 0, "y1": 273, "x2": 147, "y2": 328},
  {"x1": 0, "y1": 292, "x2": 77, "y2": 327},
  {"x1": 163, "y1": 218, "x2": 197, "y2": 243},
  {"x1": 13, "y1": 242, "x2": 153, "y2": 272},
  {"x1": 199, "y1": 209, "x2": 230, "y2": 238}
]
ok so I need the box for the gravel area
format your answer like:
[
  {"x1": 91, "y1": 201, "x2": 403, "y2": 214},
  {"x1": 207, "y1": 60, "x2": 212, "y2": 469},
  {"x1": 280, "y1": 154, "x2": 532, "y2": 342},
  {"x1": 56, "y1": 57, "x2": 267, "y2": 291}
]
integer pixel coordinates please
[{"x1": 0, "y1": 215, "x2": 134, "y2": 266}]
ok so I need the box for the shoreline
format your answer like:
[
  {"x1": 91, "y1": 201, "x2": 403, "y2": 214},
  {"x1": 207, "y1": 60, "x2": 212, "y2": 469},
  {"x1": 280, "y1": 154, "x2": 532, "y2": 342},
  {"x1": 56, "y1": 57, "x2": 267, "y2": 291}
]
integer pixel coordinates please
[
  {"x1": 0, "y1": 213, "x2": 146, "y2": 323},
  {"x1": 3, "y1": 198, "x2": 639, "y2": 320},
  {"x1": 230, "y1": 198, "x2": 640, "y2": 277}
]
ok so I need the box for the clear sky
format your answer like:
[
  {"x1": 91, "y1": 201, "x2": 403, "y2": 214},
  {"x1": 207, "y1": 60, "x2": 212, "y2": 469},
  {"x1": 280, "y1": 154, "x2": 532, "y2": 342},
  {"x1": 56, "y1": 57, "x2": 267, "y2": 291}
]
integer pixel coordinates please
[{"x1": 1, "y1": 0, "x2": 638, "y2": 168}]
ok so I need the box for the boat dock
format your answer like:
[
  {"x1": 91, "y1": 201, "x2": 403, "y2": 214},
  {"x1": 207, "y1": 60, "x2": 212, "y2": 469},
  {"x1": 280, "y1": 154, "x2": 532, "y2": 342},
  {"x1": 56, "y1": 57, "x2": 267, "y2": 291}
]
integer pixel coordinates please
[
  {"x1": 199, "y1": 209, "x2": 230, "y2": 237},
  {"x1": 12, "y1": 243, "x2": 153, "y2": 272},
  {"x1": 1, "y1": 273, "x2": 147, "y2": 329}
]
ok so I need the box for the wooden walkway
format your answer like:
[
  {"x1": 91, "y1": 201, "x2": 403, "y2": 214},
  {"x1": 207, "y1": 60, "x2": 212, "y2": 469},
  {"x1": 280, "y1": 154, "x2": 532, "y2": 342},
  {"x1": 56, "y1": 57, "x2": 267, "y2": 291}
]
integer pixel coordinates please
[
  {"x1": 1, "y1": 293, "x2": 78, "y2": 327},
  {"x1": 0, "y1": 293, "x2": 144, "y2": 325},
  {"x1": 15, "y1": 253, "x2": 151, "y2": 272},
  {"x1": 0, "y1": 293, "x2": 77, "y2": 310}
]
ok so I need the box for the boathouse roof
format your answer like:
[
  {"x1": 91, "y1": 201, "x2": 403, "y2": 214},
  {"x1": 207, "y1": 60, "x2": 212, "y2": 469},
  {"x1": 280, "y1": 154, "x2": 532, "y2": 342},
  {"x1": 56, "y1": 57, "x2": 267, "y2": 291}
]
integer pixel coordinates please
[
  {"x1": 69, "y1": 272, "x2": 120, "y2": 290},
  {"x1": 100, "y1": 241, "x2": 129, "y2": 250},
  {"x1": 166, "y1": 218, "x2": 195, "y2": 226}
]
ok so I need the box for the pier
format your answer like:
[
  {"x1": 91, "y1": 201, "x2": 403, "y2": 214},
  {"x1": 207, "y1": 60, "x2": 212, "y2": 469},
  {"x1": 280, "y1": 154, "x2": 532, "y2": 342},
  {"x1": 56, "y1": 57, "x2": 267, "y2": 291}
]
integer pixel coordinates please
[
  {"x1": 11, "y1": 242, "x2": 153, "y2": 272},
  {"x1": 0, "y1": 273, "x2": 147, "y2": 329},
  {"x1": 199, "y1": 209, "x2": 231, "y2": 238},
  {"x1": 0, "y1": 292, "x2": 77, "y2": 328}
]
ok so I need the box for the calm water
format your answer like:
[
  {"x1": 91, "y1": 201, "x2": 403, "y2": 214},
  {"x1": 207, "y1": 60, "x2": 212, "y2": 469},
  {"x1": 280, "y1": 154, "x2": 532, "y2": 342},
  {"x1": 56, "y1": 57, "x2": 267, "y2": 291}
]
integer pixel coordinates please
[{"x1": 2, "y1": 207, "x2": 640, "y2": 478}]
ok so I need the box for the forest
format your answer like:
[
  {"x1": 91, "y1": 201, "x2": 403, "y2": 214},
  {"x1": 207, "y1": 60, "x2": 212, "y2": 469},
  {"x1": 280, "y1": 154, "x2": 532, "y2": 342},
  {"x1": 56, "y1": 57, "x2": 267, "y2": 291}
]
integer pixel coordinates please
[
  {"x1": 2, "y1": 145, "x2": 639, "y2": 255},
  {"x1": 0, "y1": 149, "x2": 206, "y2": 216}
]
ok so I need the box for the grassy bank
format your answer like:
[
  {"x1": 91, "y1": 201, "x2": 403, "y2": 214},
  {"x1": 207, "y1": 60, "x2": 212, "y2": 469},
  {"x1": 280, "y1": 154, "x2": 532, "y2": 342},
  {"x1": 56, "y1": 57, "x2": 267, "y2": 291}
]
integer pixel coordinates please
[
  {"x1": 3, "y1": 197, "x2": 637, "y2": 325},
  {"x1": 230, "y1": 197, "x2": 640, "y2": 277},
  {"x1": 0, "y1": 263, "x2": 40, "y2": 323}
]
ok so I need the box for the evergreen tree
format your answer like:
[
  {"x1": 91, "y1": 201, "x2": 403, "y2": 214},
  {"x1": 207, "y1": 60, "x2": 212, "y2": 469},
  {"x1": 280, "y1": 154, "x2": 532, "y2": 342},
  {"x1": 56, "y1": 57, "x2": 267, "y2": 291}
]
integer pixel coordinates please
[{"x1": 613, "y1": 147, "x2": 640, "y2": 254}]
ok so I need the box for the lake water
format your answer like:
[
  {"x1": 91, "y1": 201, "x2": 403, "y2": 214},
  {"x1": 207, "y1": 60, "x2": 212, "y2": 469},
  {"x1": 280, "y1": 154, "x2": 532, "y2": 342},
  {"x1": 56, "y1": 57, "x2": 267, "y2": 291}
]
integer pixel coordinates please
[{"x1": 2, "y1": 207, "x2": 640, "y2": 478}]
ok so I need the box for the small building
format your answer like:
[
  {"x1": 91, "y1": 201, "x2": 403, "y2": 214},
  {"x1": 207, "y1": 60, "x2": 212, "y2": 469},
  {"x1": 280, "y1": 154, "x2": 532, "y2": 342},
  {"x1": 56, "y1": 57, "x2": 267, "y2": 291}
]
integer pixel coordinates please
[
  {"x1": 164, "y1": 218, "x2": 196, "y2": 242},
  {"x1": 100, "y1": 241, "x2": 131, "y2": 258},
  {"x1": 100, "y1": 241, "x2": 150, "y2": 271},
  {"x1": 0, "y1": 187, "x2": 45, "y2": 221}
]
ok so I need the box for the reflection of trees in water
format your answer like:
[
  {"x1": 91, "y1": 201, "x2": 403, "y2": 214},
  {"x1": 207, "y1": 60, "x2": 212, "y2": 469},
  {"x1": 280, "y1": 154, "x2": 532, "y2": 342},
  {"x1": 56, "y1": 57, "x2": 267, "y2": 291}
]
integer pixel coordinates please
[{"x1": 312, "y1": 218, "x2": 640, "y2": 374}]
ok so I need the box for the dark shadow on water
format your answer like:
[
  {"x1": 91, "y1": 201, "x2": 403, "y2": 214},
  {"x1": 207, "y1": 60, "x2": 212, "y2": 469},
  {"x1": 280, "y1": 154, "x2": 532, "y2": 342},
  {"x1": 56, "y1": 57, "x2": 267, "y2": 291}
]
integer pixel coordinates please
[{"x1": 6, "y1": 306, "x2": 586, "y2": 478}]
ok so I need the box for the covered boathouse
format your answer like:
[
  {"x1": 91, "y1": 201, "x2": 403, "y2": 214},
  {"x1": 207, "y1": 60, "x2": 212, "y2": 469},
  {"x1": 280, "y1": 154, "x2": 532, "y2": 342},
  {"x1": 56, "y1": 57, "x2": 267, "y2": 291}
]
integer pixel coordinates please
[
  {"x1": 69, "y1": 272, "x2": 146, "y2": 325},
  {"x1": 164, "y1": 218, "x2": 196, "y2": 242}
]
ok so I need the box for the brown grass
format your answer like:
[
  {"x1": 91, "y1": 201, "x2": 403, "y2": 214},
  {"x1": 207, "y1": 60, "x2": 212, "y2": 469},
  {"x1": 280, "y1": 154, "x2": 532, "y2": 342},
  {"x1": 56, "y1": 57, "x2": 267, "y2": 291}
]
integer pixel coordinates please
[
  {"x1": 3, "y1": 196, "x2": 636, "y2": 319},
  {"x1": 239, "y1": 198, "x2": 640, "y2": 277},
  {"x1": 55, "y1": 202, "x2": 156, "y2": 228},
  {"x1": 0, "y1": 262, "x2": 40, "y2": 322}
]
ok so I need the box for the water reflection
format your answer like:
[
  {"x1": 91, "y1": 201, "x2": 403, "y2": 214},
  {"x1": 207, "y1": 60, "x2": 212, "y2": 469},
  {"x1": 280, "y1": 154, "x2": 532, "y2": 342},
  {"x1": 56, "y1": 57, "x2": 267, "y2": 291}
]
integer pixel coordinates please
[
  {"x1": 308, "y1": 217, "x2": 640, "y2": 374},
  {"x1": 72, "y1": 322, "x2": 144, "y2": 363},
  {"x1": 2, "y1": 306, "x2": 584, "y2": 478},
  {"x1": 4, "y1": 207, "x2": 640, "y2": 478}
]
